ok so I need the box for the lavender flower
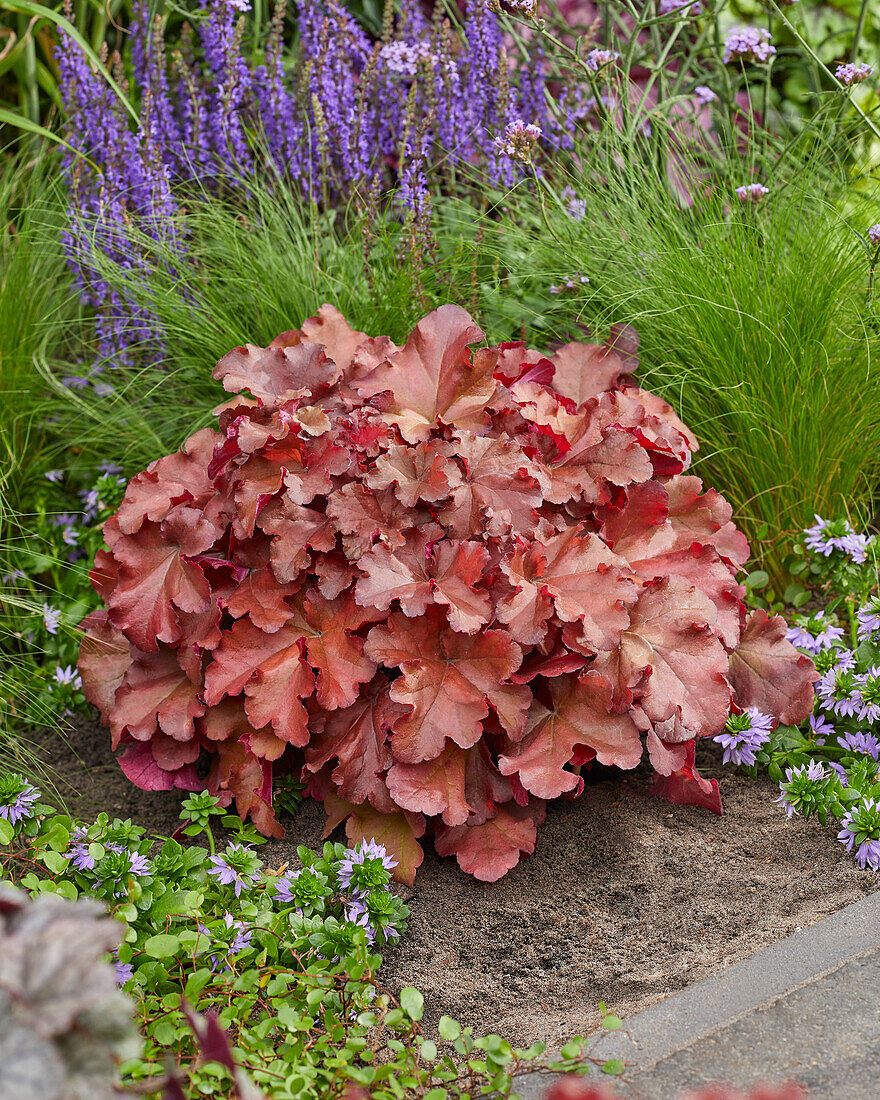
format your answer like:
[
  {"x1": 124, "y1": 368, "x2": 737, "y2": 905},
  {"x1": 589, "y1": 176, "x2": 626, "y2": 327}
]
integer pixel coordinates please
[
  {"x1": 837, "y1": 798, "x2": 880, "y2": 869},
  {"x1": 42, "y1": 605, "x2": 62, "y2": 635},
  {"x1": 808, "y1": 712, "x2": 835, "y2": 745},
  {"x1": 337, "y1": 839, "x2": 397, "y2": 896},
  {"x1": 828, "y1": 761, "x2": 848, "y2": 785},
  {"x1": 735, "y1": 183, "x2": 769, "y2": 203},
  {"x1": 0, "y1": 774, "x2": 41, "y2": 825},
  {"x1": 836, "y1": 62, "x2": 874, "y2": 87},
  {"x1": 694, "y1": 85, "x2": 716, "y2": 105},
  {"x1": 44, "y1": 469, "x2": 63, "y2": 482},
  {"x1": 112, "y1": 949, "x2": 134, "y2": 986},
  {"x1": 869, "y1": 225, "x2": 880, "y2": 246},
  {"x1": 803, "y1": 515, "x2": 870, "y2": 562},
  {"x1": 343, "y1": 897, "x2": 375, "y2": 943},
  {"x1": 223, "y1": 912, "x2": 253, "y2": 953},
  {"x1": 585, "y1": 48, "x2": 620, "y2": 73},
  {"x1": 207, "y1": 843, "x2": 262, "y2": 897},
  {"x1": 775, "y1": 760, "x2": 827, "y2": 819},
  {"x1": 857, "y1": 597, "x2": 880, "y2": 640},
  {"x1": 714, "y1": 708, "x2": 774, "y2": 765},
  {"x1": 723, "y1": 27, "x2": 775, "y2": 65},
  {"x1": 854, "y1": 669, "x2": 880, "y2": 726},
  {"x1": 838, "y1": 730, "x2": 880, "y2": 760},
  {"x1": 658, "y1": 0, "x2": 701, "y2": 15},
  {"x1": 54, "y1": 665, "x2": 82, "y2": 689},
  {"x1": 64, "y1": 825, "x2": 96, "y2": 871},
  {"x1": 785, "y1": 611, "x2": 845, "y2": 654}
]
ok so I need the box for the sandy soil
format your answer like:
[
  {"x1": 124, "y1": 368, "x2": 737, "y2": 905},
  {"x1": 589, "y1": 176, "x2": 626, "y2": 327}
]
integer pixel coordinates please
[{"x1": 27, "y1": 716, "x2": 877, "y2": 1048}]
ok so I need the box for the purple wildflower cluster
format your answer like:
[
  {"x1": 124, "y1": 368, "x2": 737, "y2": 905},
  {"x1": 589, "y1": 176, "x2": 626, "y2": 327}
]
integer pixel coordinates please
[
  {"x1": 785, "y1": 610, "x2": 844, "y2": 654},
  {"x1": 56, "y1": 0, "x2": 559, "y2": 366},
  {"x1": 584, "y1": 48, "x2": 620, "y2": 73},
  {"x1": 835, "y1": 62, "x2": 874, "y2": 87},
  {"x1": 723, "y1": 27, "x2": 776, "y2": 65},
  {"x1": 838, "y1": 798, "x2": 880, "y2": 869},
  {"x1": 694, "y1": 85, "x2": 716, "y2": 105},
  {"x1": 869, "y1": 225, "x2": 880, "y2": 246}
]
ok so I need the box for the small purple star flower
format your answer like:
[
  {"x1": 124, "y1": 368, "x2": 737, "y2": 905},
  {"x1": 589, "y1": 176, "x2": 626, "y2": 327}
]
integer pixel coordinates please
[
  {"x1": 0, "y1": 776, "x2": 41, "y2": 825},
  {"x1": 808, "y1": 713, "x2": 835, "y2": 744},
  {"x1": 714, "y1": 708, "x2": 774, "y2": 765},
  {"x1": 223, "y1": 913, "x2": 253, "y2": 954},
  {"x1": 828, "y1": 761, "x2": 848, "y2": 786},
  {"x1": 838, "y1": 730, "x2": 880, "y2": 760},
  {"x1": 64, "y1": 825, "x2": 96, "y2": 871},
  {"x1": 344, "y1": 898, "x2": 375, "y2": 943},
  {"x1": 42, "y1": 604, "x2": 62, "y2": 635},
  {"x1": 337, "y1": 839, "x2": 398, "y2": 895},
  {"x1": 857, "y1": 598, "x2": 880, "y2": 640},
  {"x1": 785, "y1": 611, "x2": 844, "y2": 654},
  {"x1": 112, "y1": 949, "x2": 134, "y2": 986},
  {"x1": 207, "y1": 843, "x2": 259, "y2": 897},
  {"x1": 837, "y1": 798, "x2": 880, "y2": 869}
]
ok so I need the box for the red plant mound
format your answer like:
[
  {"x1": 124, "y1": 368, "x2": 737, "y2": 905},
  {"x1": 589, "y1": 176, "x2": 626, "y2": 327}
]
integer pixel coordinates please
[{"x1": 78, "y1": 304, "x2": 817, "y2": 882}]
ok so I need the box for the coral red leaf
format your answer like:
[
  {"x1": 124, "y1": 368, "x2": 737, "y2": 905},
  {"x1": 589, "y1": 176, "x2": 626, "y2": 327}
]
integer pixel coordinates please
[
  {"x1": 434, "y1": 803, "x2": 538, "y2": 882},
  {"x1": 304, "y1": 675, "x2": 404, "y2": 811},
  {"x1": 352, "y1": 304, "x2": 495, "y2": 442},
  {"x1": 77, "y1": 609, "x2": 131, "y2": 724},
  {"x1": 549, "y1": 339, "x2": 631, "y2": 407},
  {"x1": 620, "y1": 577, "x2": 731, "y2": 741},
  {"x1": 366, "y1": 439, "x2": 462, "y2": 507},
  {"x1": 439, "y1": 432, "x2": 545, "y2": 538},
  {"x1": 108, "y1": 523, "x2": 211, "y2": 652},
  {"x1": 258, "y1": 497, "x2": 336, "y2": 583},
  {"x1": 498, "y1": 671, "x2": 642, "y2": 799},
  {"x1": 213, "y1": 341, "x2": 341, "y2": 405},
  {"x1": 115, "y1": 427, "x2": 222, "y2": 536},
  {"x1": 364, "y1": 609, "x2": 528, "y2": 763},
  {"x1": 110, "y1": 647, "x2": 205, "y2": 748},
  {"x1": 116, "y1": 741, "x2": 201, "y2": 792},
  {"x1": 386, "y1": 742, "x2": 472, "y2": 826},
  {"x1": 225, "y1": 567, "x2": 300, "y2": 632},
  {"x1": 729, "y1": 610, "x2": 817, "y2": 725},
  {"x1": 536, "y1": 527, "x2": 640, "y2": 652},
  {"x1": 649, "y1": 741, "x2": 722, "y2": 814}
]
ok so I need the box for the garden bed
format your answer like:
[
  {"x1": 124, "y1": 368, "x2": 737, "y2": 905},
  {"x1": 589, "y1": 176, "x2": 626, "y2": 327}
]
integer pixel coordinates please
[{"x1": 31, "y1": 716, "x2": 877, "y2": 1050}]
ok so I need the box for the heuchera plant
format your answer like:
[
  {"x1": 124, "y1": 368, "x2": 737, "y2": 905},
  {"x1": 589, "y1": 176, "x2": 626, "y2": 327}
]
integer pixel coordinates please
[{"x1": 77, "y1": 304, "x2": 817, "y2": 882}]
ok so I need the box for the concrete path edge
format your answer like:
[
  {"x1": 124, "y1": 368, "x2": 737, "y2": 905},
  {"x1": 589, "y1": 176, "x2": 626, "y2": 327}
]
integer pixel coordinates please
[{"x1": 511, "y1": 889, "x2": 880, "y2": 1098}]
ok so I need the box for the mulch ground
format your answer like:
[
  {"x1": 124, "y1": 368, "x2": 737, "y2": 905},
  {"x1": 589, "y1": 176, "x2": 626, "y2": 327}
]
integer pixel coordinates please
[{"x1": 23, "y1": 714, "x2": 877, "y2": 1048}]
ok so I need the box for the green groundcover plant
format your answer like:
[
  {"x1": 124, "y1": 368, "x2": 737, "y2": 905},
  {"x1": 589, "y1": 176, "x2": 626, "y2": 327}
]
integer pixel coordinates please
[
  {"x1": 75, "y1": 302, "x2": 818, "y2": 883},
  {"x1": 714, "y1": 512, "x2": 880, "y2": 870},
  {"x1": 0, "y1": 787, "x2": 626, "y2": 1097}
]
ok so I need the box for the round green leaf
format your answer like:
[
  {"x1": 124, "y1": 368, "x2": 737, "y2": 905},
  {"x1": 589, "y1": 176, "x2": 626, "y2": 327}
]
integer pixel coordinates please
[
  {"x1": 144, "y1": 933, "x2": 181, "y2": 958},
  {"x1": 399, "y1": 987, "x2": 424, "y2": 1021},
  {"x1": 0, "y1": 819, "x2": 15, "y2": 845},
  {"x1": 438, "y1": 1015, "x2": 460, "y2": 1041},
  {"x1": 420, "y1": 1039, "x2": 437, "y2": 1061}
]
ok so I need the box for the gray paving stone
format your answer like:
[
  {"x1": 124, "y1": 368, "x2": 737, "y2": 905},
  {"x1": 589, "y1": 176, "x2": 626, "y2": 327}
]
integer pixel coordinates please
[{"x1": 513, "y1": 891, "x2": 880, "y2": 1100}]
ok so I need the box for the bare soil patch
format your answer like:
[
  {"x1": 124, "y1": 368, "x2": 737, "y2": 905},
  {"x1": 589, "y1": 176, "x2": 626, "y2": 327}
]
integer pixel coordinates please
[{"x1": 29, "y1": 716, "x2": 876, "y2": 1048}]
